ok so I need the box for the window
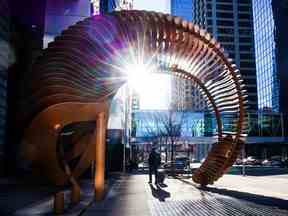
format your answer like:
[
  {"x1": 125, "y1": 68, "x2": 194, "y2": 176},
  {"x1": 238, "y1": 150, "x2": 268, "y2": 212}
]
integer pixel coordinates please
[
  {"x1": 238, "y1": 0, "x2": 251, "y2": 5},
  {"x1": 218, "y1": 28, "x2": 234, "y2": 34},
  {"x1": 239, "y1": 45, "x2": 252, "y2": 52},
  {"x1": 239, "y1": 29, "x2": 252, "y2": 36},
  {"x1": 217, "y1": 20, "x2": 234, "y2": 26},
  {"x1": 218, "y1": 36, "x2": 234, "y2": 43},
  {"x1": 247, "y1": 96, "x2": 258, "y2": 102},
  {"x1": 243, "y1": 78, "x2": 256, "y2": 85},
  {"x1": 239, "y1": 21, "x2": 251, "y2": 27},
  {"x1": 216, "y1": 4, "x2": 233, "y2": 11},
  {"x1": 217, "y1": 12, "x2": 234, "y2": 19},
  {"x1": 239, "y1": 37, "x2": 252, "y2": 43},
  {"x1": 246, "y1": 86, "x2": 257, "y2": 93},
  {"x1": 240, "y1": 53, "x2": 254, "y2": 59},
  {"x1": 240, "y1": 61, "x2": 255, "y2": 68},
  {"x1": 224, "y1": 44, "x2": 235, "y2": 51},
  {"x1": 218, "y1": 0, "x2": 232, "y2": 3},
  {"x1": 238, "y1": 13, "x2": 251, "y2": 20},
  {"x1": 238, "y1": 5, "x2": 250, "y2": 11}
]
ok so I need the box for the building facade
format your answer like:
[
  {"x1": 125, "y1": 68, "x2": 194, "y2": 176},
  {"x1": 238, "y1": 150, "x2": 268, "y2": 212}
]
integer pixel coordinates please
[
  {"x1": 171, "y1": 0, "x2": 207, "y2": 112},
  {"x1": 253, "y1": 0, "x2": 279, "y2": 111},
  {"x1": 171, "y1": 77, "x2": 208, "y2": 111},
  {"x1": 252, "y1": 0, "x2": 288, "y2": 114},
  {"x1": 193, "y1": 0, "x2": 258, "y2": 111},
  {"x1": 272, "y1": 0, "x2": 288, "y2": 113}
]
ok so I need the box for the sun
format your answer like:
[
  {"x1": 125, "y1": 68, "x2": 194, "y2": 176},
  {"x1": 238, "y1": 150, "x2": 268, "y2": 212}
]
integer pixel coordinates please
[
  {"x1": 125, "y1": 63, "x2": 153, "y2": 93},
  {"x1": 124, "y1": 62, "x2": 171, "y2": 109}
]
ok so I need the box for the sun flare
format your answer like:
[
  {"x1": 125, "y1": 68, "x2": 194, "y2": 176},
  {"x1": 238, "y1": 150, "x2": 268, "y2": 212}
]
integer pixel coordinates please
[
  {"x1": 124, "y1": 63, "x2": 171, "y2": 109},
  {"x1": 125, "y1": 63, "x2": 152, "y2": 94}
]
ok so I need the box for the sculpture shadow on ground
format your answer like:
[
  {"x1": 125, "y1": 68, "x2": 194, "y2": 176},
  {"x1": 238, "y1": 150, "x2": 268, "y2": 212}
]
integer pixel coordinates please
[
  {"x1": 200, "y1": 186, "x2": 288, "y2": 210},
  {"x1": 149, "y1": 184, "x2": 171, "y2": 202},
  {"x1": 177, "y1": 178, "x2": 288, "y2": 210}
]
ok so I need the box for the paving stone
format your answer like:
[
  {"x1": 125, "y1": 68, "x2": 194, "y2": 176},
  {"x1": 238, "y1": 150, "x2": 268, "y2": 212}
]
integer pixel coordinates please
[{"x1": 83, "y1": 174, "x2": 288, "y2": 216}]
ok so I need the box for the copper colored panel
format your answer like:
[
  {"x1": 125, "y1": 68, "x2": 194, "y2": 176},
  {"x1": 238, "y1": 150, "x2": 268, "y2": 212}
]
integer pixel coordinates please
[{"x1": 20, "y1": 11, "x2": 247, "y2": 186}]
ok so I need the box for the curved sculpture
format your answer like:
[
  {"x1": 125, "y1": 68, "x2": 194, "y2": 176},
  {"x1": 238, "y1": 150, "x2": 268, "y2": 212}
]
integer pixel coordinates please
[{"x1": 20, "y1": 10, "x2": 247, "y2": 188}]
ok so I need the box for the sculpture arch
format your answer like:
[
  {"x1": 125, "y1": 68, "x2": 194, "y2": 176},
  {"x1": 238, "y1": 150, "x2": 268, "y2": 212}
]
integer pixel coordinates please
[{"x1": 20, "y1": 10, "x2": 247, "y2": 188}]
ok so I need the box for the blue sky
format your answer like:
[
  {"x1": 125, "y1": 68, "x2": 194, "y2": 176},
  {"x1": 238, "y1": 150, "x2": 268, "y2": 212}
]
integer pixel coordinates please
[{"x1": 133, "y1": 0, "x2": 170, "y2": 13}]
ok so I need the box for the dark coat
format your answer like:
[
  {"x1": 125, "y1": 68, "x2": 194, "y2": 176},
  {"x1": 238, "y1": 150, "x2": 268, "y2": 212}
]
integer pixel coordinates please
[{"x1": 148, "y1": 150, "x2": 161, "y2": 168}]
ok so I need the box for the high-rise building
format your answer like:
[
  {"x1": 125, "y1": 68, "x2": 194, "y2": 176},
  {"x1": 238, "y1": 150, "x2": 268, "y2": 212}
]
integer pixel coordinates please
[
  {"x1": 171, "y1": 77, "x2": 208, "y2": 111},
  {"x1": 193, "y1": 0, "x2": 258, "y2": 111},
  {"x1": 271, "y1": 0, "x2": 288, "y2": 113},
  {"x1": 171, "y1": 0, "x2": 207, "y2": 111},
  {"x1": 252, "y1": 0, "x2": 288, "y2": 113},
  {"x1": 253, "y1": 0, "x2": 279, "y2": 111},
  {"x1": 98, "y1": 0, "x2": 133, "y2": 13}
]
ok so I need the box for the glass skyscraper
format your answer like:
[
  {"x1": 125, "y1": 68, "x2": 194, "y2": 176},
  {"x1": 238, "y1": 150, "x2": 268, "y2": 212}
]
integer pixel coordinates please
[
  {"x1": 171, "y1": 0, "x2": 258, "y2": 112},
  {"x1": 192, "y1": 0, "x2": 258, "y2": 111},
  {"x1": 170, "y1": 0, "x2": 208, "y2": 112},
  {"x1": 253, "y1": 0, "x2": 279, "y2": 111},
  {"x1": 272, "y1": 0, "x2": 288, "y2": 114}
]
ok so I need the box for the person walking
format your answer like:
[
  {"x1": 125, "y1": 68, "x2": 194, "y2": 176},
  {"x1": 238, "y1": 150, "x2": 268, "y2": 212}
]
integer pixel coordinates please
[{"x1": 148, "y1": 147, "x2": 161, "y2": 184}]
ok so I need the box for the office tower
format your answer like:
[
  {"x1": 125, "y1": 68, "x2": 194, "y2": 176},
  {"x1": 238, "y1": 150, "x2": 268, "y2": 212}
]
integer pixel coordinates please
[
  {"x1": 253, "y1": 0, "x2": 279, "y2": 111},
  {"x1": 100, "y1": 0, "x2": 133, "y2": 12},
  {"x1": 253, "y1": 0, "x2": 288, "y2": 112},
  {"x1": 171, "y1": 0, "x2": 207, "y2": 111},
  {"x1": 171, "y1": 78, "x2": 208, "y2": 111},
  {"x1": 193, "y1": 0, "x2": 258, "y2": 111},
  {"x1": 272, "y1": 0, "x2": 288, "y2": 113}
]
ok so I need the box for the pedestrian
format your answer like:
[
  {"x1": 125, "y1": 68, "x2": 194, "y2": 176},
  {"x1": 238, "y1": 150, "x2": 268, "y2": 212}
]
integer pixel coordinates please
[{"x1": 148, "y1": 147, "x2": 161, "y2": 184}]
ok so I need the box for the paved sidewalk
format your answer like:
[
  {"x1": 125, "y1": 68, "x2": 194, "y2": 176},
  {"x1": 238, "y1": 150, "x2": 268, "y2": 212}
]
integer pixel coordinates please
[
  {"x1": 83, "y1": 174, "x2": 288, "y2": 216},
  {"x1": 0, "y1": 177, "x2": 56, "y2": 215},
  {"x1": 211, "y1": 174, "x2": 288, "y2": 200},
  {"x1": 0, "y1": 177, "x2": 95, "y2": 216}
]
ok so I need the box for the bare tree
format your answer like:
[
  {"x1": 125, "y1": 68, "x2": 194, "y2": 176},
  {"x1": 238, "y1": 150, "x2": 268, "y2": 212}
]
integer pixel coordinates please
[
  {"x1": 140, "y1": 111, "x2": 168, "y2": 161},
  {"x1": 139, "y1": 110, "x2": 187, "y2": 167}
]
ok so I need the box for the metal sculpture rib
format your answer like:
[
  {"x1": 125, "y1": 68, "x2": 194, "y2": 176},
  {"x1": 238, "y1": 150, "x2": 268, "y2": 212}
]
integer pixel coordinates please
[{"x1": 20, "y1": 10, "x2": 247, "y2": 186}]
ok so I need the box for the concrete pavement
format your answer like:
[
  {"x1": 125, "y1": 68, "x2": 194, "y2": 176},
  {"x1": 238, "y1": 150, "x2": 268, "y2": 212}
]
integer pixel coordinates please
[
  {"x1": 0, "y1": 173, "x2": 287, "y2": 215},
  {"x1": 82, "y1": 174, "x2": 288, "y2": 216},
  {"x1": 211, "y1": 174, "x2": 288, "y2": 200},
  {"x1": 0, "y1": 177, "x2": 95, "y2": 216}
]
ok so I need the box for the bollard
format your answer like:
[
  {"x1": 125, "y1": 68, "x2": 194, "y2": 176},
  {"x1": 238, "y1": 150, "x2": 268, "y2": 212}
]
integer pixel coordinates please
[{"x1": 54, "y1": 191, "x2": 64, "y2": 214}]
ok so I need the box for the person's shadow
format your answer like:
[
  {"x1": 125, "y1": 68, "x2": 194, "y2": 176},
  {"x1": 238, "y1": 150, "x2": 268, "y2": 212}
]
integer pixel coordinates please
[{"x1": 149, "y1": 184, "x2": 171, "y2": 202}]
